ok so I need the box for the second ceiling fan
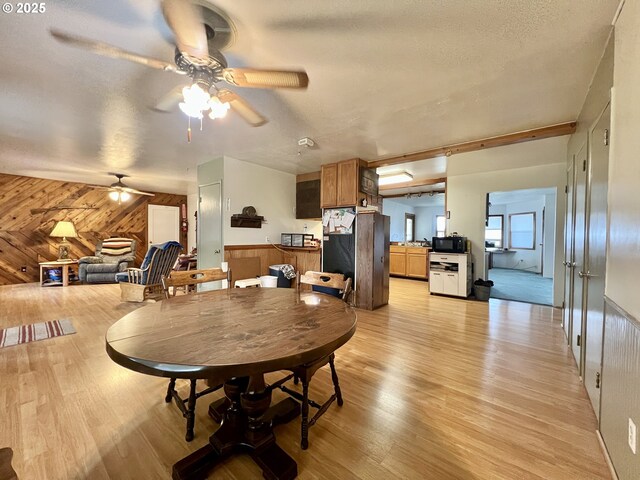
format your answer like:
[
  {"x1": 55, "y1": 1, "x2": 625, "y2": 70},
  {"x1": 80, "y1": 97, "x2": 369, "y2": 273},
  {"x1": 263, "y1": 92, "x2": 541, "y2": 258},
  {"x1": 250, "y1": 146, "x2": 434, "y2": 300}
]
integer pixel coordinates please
[{"x1": 50, "y1": 0, "x2": 308, "y2": 128}]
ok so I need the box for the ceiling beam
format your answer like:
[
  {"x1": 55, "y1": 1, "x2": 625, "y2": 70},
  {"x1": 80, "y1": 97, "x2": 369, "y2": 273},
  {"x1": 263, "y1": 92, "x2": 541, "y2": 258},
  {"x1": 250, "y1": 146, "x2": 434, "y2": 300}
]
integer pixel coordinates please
[
  {"x1": 382, "y1": 190, "x2": 446, "y2": 199},
  {"x1": 368, "y1": 121, "x2": 576, "y2": 169},
  {"x1": 379, "y1": 177, "x2": 447, "y2": 191}
]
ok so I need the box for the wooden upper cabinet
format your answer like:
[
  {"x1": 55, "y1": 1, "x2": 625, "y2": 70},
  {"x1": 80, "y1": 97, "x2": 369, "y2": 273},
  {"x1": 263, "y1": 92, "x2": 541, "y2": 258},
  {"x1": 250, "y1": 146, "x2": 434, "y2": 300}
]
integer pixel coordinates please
[
  {"x1": 320, "y1": 164, "x2": 338, "y2": 208},
  {"x1": 321, "y1": 158, "x2": 365, "y2": 208},
  {"x1": 336, "y1": 159, "x2": 359, "y2": 206}
]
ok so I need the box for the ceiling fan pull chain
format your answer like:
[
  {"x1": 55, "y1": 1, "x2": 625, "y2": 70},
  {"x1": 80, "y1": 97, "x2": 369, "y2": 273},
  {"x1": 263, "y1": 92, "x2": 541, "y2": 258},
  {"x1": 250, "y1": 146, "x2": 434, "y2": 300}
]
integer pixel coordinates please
[
  {"x1": 187, "y1": 117, "x2": 192, "y2": 143},
  {"x1": 200, "y1": 117, "x2": 203, "y2": 131}
]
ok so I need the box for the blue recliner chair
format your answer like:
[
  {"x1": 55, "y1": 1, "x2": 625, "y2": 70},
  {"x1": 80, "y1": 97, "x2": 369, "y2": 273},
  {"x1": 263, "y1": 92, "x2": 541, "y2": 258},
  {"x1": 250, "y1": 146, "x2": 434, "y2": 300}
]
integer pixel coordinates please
[{"x1": 116, "y1": 241, "x2": 182, "y2": 302}]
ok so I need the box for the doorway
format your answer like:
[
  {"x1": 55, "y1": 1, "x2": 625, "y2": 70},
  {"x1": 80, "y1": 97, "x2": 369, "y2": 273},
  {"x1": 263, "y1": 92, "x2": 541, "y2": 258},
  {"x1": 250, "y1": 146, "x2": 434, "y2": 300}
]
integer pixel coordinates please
[
  {"x1": 382, "y1": 194, "x2": 445, "y2": 245},
  {"x1": 147, "y1": 204, "x2": 180, "y2": 247},
  {"x1": 485, "y1": 188, "x2": 557, "y2": 305}
]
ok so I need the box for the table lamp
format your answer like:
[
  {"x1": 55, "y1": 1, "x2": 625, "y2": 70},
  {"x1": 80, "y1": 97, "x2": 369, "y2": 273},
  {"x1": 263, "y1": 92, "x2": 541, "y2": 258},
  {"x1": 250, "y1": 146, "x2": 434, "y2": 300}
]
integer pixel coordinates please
[{"x1": 49, "y1": 221, "x2": 78, "y2": 261}]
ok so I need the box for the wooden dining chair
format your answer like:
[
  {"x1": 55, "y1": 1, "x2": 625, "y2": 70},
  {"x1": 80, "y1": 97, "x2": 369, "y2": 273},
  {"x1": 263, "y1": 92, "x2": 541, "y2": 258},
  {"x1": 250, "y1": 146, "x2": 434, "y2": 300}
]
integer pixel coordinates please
[
  {"x1": 0, "y1": 448, "x2": 17, "y2": 480},
  {"x1": 278, "y1": 271, "x2": 353, "y2": 449},
  {"x1": 160, "y1": 267, "x2": 231, "y2": 441},
  {"x1": 162, "y1": 267, "x2": 230, "y2": 298}
]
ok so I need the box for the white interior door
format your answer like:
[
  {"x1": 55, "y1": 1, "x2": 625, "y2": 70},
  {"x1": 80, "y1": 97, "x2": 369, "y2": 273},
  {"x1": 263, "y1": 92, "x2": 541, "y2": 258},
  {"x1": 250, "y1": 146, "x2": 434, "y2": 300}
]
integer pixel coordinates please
[
  {"x1": 148, "y1": 205, "x2": 180, "y2": 246},
  {"x1": 562, "y1": 159, "x2": 576, "y2": 340},
  {"x1": 583, "y1": 103, "x2": 610, "y2": 417},
  {"x1": 198, "y1": 182, "x2": 223, "y2": 274},
  {"x1": 571, "y1": 143, "x2": 588, "y2": 374}
]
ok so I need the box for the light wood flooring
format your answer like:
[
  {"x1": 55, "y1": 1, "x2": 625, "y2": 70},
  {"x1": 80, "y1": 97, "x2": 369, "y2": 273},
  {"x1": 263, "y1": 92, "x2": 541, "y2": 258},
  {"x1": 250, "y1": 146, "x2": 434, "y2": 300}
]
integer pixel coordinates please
[{"x1": 0, "y1": 279, "x2": 609, "y2": 479}]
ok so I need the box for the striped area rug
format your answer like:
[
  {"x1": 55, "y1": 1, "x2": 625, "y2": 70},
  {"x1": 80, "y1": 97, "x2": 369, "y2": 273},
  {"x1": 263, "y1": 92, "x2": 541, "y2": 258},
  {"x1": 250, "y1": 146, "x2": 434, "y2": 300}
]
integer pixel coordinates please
[{"x1": 0, "y1": 319, "x2": 76, "y2": 348}]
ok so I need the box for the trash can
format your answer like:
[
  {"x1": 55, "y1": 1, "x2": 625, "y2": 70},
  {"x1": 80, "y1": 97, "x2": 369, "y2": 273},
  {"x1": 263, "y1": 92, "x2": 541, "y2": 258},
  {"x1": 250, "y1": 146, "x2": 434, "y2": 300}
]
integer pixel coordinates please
[
  {"x1": 475, "y1": 285, "x2": 491, "y2": 301},
  {"x1": 259, "y1": 275, "x2": 278, "y2": 288},
  {"x1": 268, "y1": 264, "x2": 292, "y2": 288}
]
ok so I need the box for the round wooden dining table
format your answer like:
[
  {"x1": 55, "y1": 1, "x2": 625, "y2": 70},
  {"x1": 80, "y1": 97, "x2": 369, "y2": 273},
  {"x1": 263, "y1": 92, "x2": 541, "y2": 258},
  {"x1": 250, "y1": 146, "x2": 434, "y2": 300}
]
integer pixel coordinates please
[{"x1": 106, "y1": 287, "x2": 357, "y2": 480}]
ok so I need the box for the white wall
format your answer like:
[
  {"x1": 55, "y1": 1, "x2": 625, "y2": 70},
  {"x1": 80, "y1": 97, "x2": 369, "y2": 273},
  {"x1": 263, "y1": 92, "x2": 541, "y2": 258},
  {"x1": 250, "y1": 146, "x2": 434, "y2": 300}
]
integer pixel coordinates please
[
  {"x1": 222, "y1": 156, "x2": 322, "y2": 245},
  {"x1": 415, "y1": 206, "x2": 445, "y2": 241},
  {"x1": 607, "y1": 2, "x2": 640, "y2": 318},
  {"x1": 447, "y1": 149, "x2": 566, "y2": 306},
  {"x1": 382, "y1": 199, "x2": 415, "y2": 242}
]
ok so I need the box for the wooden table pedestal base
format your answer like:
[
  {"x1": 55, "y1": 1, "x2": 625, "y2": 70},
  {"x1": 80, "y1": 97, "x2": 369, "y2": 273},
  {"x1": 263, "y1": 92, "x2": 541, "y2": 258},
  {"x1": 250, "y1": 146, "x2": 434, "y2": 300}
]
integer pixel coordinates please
[{"x1": 172, "y1": 377, "x2": 300, "y2": 480}]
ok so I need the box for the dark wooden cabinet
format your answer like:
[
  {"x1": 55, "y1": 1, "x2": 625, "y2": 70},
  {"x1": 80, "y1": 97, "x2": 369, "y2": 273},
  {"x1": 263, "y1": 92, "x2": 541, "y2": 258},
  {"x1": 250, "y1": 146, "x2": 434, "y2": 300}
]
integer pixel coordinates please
[
  {"x1": 356, "y1": 212, "x2": 390, "y2": 310},
  {"x1": 296, "y1": 178, "x2": 321, "y2": 219}
]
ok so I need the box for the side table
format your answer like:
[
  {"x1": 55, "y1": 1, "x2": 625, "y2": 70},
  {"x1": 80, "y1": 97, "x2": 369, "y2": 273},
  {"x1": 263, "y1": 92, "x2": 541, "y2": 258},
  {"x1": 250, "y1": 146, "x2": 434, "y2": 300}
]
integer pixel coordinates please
[{"x1": 39, "y1": 260, "x2": 79, "y2": 287}]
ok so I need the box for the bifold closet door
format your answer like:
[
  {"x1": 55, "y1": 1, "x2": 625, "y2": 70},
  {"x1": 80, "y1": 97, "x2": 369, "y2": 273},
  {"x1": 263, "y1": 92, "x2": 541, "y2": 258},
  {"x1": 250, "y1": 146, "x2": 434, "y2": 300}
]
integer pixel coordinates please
[
  {"x1": 562, "y1": 158, "x2": 576, "y2": 343},
  {"x1": 583, "y1": 103, "x2": 611, "y2": 417},
  {"x1": 571, "y1": 143, "x2": 588, "y2": 374}
]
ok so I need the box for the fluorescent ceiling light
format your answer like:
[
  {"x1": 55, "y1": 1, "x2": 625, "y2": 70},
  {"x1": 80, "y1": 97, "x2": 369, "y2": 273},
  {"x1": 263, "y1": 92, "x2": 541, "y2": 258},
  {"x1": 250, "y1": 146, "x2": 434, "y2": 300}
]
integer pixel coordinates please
[{"x1": 379, "y1": 171, "x2": 413, "y2": 186}]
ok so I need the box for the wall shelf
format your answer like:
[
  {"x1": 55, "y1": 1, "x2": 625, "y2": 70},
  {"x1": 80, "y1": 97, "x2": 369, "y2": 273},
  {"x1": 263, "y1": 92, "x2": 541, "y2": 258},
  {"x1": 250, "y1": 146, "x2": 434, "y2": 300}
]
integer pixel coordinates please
[{"x1": 230, "y1": 215, "x2": 264, "y2": 228}]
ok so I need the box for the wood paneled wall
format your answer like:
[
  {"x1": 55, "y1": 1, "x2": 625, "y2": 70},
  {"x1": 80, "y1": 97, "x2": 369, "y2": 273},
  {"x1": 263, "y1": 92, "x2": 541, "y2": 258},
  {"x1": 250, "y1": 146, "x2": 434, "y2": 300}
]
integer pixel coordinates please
[
  {"x1": 224, "y1": 245, "x2": 321, "y2": 289},
  {"x1": 0, "y1": 173, "x2": 187, "y2": 285}
]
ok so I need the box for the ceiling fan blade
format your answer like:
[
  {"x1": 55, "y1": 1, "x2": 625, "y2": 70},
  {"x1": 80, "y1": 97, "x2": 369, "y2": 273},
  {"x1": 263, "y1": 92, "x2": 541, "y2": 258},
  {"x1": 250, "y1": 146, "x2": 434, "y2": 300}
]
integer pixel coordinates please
[
  {"x1": 217, "y1": 89, "x2": 268, "y2": 127},
  {"x1": 50, "y1": 29, "x2": 179, "y2": 73},
  {"x1": 222, "y1": 68, "x2": 309, "y2": 89},
  {"x1": 161, "y1": 0, "x2": 209, "y2": 60},
  {"x1": 119, "y1": 186, "x2": 155, "y2": 197},
  {"x1": 152, "y1": 84, "x2": 184, "y2": 112}
]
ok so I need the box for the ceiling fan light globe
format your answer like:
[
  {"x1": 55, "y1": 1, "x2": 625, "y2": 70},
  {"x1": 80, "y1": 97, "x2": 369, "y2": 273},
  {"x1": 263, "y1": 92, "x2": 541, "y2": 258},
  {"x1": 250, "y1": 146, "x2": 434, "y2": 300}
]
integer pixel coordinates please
[
  {"x1": 120, "y1": 191, "x2": 131, "y2": 202},
  {"x1": 182, "y1": 83, "x2": 211, "y2": 112},
  {"x1": 208, "y1": 97, "x2": 230, "y2": 119},
  {"x1": 179, "y1": 102, "x2": 204, "y2": 119},
  {"x1": 109, "y1": 191, "x2": 120, "y2": 201}
]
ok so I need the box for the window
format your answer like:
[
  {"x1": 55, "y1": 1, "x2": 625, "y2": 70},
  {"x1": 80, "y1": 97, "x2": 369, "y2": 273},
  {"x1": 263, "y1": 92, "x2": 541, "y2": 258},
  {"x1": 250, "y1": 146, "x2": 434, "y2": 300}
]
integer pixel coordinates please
[
  {"x1": 405, "y1": 213, "x2": 415, "y2": 242},
  {"x1": 436, "y1": 215, "x2": 446, "y2": 237},
  {"x1": 509, "y1": 212, "x2": 536, "y2": 249},
  {"x1": 485, "y1": 215, "x2": 503, "y2": 248}
]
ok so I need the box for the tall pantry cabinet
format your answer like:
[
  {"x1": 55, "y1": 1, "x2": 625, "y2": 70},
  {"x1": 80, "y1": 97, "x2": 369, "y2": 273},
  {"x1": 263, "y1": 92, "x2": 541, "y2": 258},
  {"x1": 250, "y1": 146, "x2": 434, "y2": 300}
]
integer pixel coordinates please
[{"x1": 355, "y1": 211, "x2": 390, "y2": 310}]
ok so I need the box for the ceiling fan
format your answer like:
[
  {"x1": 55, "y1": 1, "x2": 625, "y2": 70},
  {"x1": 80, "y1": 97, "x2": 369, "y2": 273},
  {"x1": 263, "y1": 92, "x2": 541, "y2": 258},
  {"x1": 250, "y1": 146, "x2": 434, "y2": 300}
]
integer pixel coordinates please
[
  {"x1": 97, "y1": 174, "x2": 155, "y2": 204},
  {"x1": 49, "y1": 0, "x2": 309, "y2": 128}
]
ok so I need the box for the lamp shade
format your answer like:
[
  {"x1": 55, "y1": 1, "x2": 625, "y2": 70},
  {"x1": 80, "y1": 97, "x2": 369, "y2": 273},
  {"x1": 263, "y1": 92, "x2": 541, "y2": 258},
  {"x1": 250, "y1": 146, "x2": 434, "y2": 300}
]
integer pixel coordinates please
[{"x1": 50, "y1": 221, "x2": 78, "y2": 239}]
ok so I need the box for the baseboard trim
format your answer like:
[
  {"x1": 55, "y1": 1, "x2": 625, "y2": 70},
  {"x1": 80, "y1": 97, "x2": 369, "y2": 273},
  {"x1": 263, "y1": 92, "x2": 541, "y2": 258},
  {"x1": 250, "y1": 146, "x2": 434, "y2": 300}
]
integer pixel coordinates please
[{"x1": 596, "y1": 430, "x2": 618, "y2": 480}]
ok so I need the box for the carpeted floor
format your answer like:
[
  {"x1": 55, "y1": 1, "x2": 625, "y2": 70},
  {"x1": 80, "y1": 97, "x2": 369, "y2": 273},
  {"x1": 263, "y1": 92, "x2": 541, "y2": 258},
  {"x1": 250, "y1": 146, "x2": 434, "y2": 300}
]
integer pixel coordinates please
[{"x1": 488, "y1": 267, "x2": 553, "y2": 306}]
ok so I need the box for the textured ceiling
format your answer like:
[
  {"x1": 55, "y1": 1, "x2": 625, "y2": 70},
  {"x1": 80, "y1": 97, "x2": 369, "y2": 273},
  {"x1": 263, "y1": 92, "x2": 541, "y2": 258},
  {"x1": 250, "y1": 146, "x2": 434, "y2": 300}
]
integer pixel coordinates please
[{"x1": 0, "y1": 0, "x2": 617, "y2": 194}]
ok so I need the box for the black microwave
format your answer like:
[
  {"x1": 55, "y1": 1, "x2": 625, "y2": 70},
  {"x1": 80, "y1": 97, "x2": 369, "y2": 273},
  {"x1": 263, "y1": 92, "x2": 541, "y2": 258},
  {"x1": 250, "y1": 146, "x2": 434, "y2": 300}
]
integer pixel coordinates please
[{"x1": 432, "y1": 236, "x2": 467, "y2": 253}]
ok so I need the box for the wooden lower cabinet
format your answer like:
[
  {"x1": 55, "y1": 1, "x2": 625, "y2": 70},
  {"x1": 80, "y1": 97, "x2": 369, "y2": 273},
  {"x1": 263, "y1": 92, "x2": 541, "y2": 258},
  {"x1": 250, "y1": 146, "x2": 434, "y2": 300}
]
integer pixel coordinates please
[
  {"x1": 407, "y1": 253, "x2": 428, "y2": 278},
  {"x1": 390, "y1": 252, "x2": 406, "y2": 276},
  {"x1": 389, "y1": 246, "x2": 430, "y2": 279}
]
